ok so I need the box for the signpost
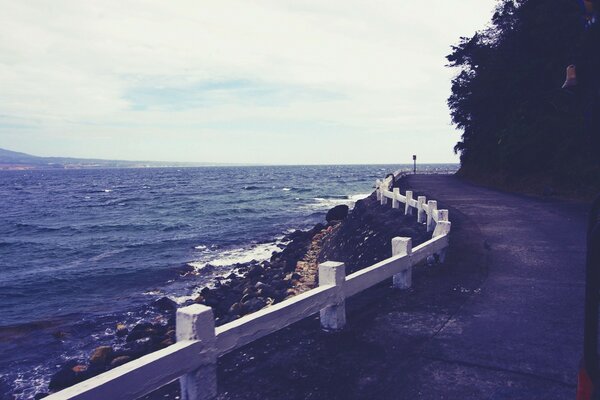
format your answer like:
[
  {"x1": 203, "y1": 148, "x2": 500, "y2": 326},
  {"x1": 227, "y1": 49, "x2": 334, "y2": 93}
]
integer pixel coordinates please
[{"x1": 412, "y1": 155, "x2": 417, "y2": 174}]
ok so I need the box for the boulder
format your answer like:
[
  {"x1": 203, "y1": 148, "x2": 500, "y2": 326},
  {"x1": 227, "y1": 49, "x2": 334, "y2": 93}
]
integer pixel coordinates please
[
  {"x1": 241, "y1": 297, "x2": 267, "y2": 314},
  {"x1": 326, "y1": 205, "x2": 349, "y2": 222},
  {"x1": 89, "y1": 346, "x2": 114, "y2": 367},
  {"x1": 115, "y1": 323, "x2": 128, "y2": 337},
  {"x1": 48, "y1": 361, "x2": 83, "y2": 391},
  {"x1": 110, "y1": 355, "x2": 132, "y2": 368},
  {"x1": 152, "y1": 296, "x2": 177, "y2": 312},
  {"x1": 126, "y1": 323, "x2": 163, "y2": 342}
]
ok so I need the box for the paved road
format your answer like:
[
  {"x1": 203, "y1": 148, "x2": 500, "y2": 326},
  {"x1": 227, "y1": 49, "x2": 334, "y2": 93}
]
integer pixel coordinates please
[
  {"x1": 398, "y1": 174, "x2": 589, "y2": 399},
  {"x1": 155, "y1": 175, "x2": 590, "y2": 400}
]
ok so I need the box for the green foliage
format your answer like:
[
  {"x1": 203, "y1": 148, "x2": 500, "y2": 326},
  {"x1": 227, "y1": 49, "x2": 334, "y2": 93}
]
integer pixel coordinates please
[{"x1": 447, "y1": 0, "x2": 599, "y2": 193}]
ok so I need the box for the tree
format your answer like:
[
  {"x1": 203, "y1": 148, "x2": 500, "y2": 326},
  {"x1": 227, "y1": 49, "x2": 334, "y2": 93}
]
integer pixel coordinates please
[{"x1": 447, "y1": 0, "x2": 598, "y2": 193}]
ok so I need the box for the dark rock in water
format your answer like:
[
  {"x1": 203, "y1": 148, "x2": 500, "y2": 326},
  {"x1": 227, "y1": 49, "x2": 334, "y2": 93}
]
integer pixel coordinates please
[
  {"x1": 89, "y1": 346, "x2": 114, "y2": 367},
  {"x1": 48, "y1": 360, "x2": 84, "y2": 391},
  {"x1": 326, "y1": 205, "x2": 349, "y2": 222},
  {"x1": 287, "y1": 229, "x2": 304, "y2": 240},
  {"x1": 152, "y1": 296, "x2": 177, "y2": 312},
  {"x1": 110, "y1": 355, "x2": 132, "y2": 368},
  {"x1": 116, "y1": 323, "x2": 128, "y2": 337},
  {"x1": 119, "y1": 337, "x2": 154, "y2": 359},
  {"x1": 126, "y1": 322, "x2": 164, "y2": 342},
  {"x1": 52, "y1": 330, "x2": 67, "y2": 340},
  {"x1": 178, "y1": 263, "x2": 195, "y2": 276}
]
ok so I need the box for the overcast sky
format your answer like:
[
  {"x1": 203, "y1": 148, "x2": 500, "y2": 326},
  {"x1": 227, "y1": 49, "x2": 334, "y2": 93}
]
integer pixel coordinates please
[{"x1": 0, "y1": 1, "x2": 497, "y2": 164}]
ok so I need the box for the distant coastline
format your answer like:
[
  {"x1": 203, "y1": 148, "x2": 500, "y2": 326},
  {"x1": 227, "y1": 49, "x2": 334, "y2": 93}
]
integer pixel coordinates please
[
  {"x1": 0, "y1": 147, "x2": 248, "y2": 171},
  {"x1": 0, "y1": 148, "x2": 459, "y2": 171}
]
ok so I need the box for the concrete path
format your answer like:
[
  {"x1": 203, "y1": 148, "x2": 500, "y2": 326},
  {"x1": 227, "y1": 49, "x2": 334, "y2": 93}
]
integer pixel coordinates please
[
  {"x1": 397, "y1": 174, "x2": 588, "y2": 399},
  {"x1": 152, "y1": 175, "x2": 590, "y2": 400}
]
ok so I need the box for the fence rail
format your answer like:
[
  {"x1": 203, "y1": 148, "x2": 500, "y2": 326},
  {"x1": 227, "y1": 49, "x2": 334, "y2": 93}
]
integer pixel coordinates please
[{"x1": 46, "y1": 173, "x2": 451, "y2": 400}]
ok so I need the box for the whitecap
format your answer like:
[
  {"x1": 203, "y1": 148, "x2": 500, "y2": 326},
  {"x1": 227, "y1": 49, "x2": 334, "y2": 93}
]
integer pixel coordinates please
[
  {"x1": 282, "y1": 188, "x2": 292, "y2": 191},
  {"x1": 304, "y1": 192, "x2": 371, "y2": 210},
  {"x1": 189, "y1": 241, "x2": 282, "y2": 270}
]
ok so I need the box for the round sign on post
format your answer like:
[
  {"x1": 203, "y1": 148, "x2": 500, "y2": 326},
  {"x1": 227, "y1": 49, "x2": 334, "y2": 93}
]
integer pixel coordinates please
[{"x1": 412, "y1": 155, "x2": 416, "y2": 174}]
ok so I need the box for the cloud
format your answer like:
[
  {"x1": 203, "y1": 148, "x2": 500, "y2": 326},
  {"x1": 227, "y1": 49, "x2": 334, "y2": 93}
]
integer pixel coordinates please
[{"x1": 0, "y1": 0, "x2": 496, "y2": 163}]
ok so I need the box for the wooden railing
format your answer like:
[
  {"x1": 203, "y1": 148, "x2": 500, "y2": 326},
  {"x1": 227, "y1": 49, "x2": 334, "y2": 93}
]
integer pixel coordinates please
[{"x1": 45, "y1": 175, "x2": 451, "y2": 400}]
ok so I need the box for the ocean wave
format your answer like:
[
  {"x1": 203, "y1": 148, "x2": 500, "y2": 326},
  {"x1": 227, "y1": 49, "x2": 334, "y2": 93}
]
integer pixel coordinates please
[
  {"x1": 188, "y1": 241, "x2": 283, "y2": 271},
  {"x1": 304, "y1": 192, "x2": 371, "y2": 210}
]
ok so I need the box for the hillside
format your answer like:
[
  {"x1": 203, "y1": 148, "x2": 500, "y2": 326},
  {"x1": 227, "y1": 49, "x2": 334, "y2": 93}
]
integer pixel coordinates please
[{"x1": 0, "y1": 148, "x2": 218, "y2": 170}]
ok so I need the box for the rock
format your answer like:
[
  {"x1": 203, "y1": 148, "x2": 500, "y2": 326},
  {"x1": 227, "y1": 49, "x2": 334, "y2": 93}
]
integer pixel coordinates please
[
  {"x1": 126, "y1": 323, "x2": 162, "y2": 342},
  {"x1": 159, "y1": 338, "x2": 175, "y2": 348},
  {"x1": 89, "y1": 346, "x2": 114, "y2": 367},
  {"x1": 246, "y1": 265, "x2": 263, "y2": 279},
  {"x1": 110, "y1": 355, "x2": 132, "y2": 368},
  {"x1": 48, "y1": 361, "x2": 83, "y2": 391},
  {"x1": 119, "y1": 337, "x2": 154, "y2": 359},
  {"x1": 242, "y1": 297, "x2": 266, "y2": 314},
  {"x1": 152, "y1": 296, "x2": 177, "y2": 312},
  {"x1": 116, "y1": 323, "x2": 128, "y2": 337},
  {"x1": 71, "y1": 365, "x2": 87, "y2": 373},
  {"x1": 52, "y1": 331, "x2": 67, "y2": 340},
  {"x1": 285, "y1": 272, "x2": 301, "y2": 281},
  {"x1": 326, "y1": 205, "x2": 349, "y2": 222},
  {"x1": 229, "y1": 302, "x2": 242, "y2": 314},
  {"x1": 254, "y1": 281, "x2": 267, "y2": 289},
  {"x1": 311, "y1": 223, "x2": 326, "y2": 233},
  {"x1": 194, "y1": 294, "x2": 205, "y2": 303}
]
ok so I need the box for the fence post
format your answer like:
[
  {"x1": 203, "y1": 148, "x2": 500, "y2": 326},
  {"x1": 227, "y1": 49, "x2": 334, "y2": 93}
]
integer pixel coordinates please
[
  {"x1": 176, "y1": 304, "x2": 217, "y2": 400},
  {"x1": 437, "y1": 209, "x2": 448, "y2": 222},
  {"x1": 417, "y1": 196, "x2": 427, "y2": 223},
  {"x1": 432, "y1": 221, "x2": 451, "y2": 263},
  {"x1": 392, "y1": 237, "x2": 412, "y2": 289},
  {"x1": 319, "y1": 261, "x2": 346, "y2": 330},
  {"x1": 375, "y1": 180, "x2": 382, "y2": 201},
  {"x1": 427, "y1": 200, "x2": 437, "y2": 232},
  {"x1": 392, "y1": 188, "x2": 400, "y2": 209},
  {"x1": 404, "y1": 191, "x2": 414, "y2": 215}
]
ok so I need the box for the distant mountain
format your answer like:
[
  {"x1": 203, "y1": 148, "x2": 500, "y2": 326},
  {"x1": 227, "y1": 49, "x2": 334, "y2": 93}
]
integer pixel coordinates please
[{"x1": 0, "y1": 148, "x2": 221, "y2": 170}]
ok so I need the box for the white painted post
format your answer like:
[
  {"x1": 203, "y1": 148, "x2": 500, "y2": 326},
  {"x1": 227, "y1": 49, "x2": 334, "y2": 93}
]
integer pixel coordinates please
[
  {"x1": 432, "y1": 220, "x2": 451, "y2": 237},
  {"x1": 375, "y1": 180, "x2": 381, "y2": 201},
  {"x1": 417, "y1": 196, "x2": 427, "y2": 223},
  {"x1": 432, "y1": 221, "x2": 451, "y2": 263},
  {"x1": 391, "y1": 237, "x2": 412, "y2": 289},
  {"x1": 319, "y1": 261, "x2": 346, "y2": 330},
  {"x1": 426, "y1": 200, "x2": 437, "y2": 232},
  {"x1": 404, "y1": 191, "x2": 413, "y2": 216},
  {"x1": 392, "y1": 188, "x2": 400, "y2": 209},
  {"x1": 437, "y1": 209, "x2": 448, "y2": 222},
  {"x1": 380, "y1": 189, "x2": 387, "y2": 205},
  {"x1": 176, "y1": 304, "x2": 217, "y2": 400}
]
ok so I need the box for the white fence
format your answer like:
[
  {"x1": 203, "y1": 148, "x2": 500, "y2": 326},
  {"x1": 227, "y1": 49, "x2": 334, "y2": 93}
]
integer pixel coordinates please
[{"x1": 46, "y1": 175, "x2": 451, "y2": 400}]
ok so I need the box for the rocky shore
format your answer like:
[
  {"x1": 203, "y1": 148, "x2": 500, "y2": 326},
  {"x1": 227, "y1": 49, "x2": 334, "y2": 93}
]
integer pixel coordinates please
[{"x1": 43, "y1": 189, "x2": 429, "y2": 397}]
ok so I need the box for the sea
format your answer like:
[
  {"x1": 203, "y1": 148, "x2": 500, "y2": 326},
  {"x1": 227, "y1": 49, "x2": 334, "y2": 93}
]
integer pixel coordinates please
[{"x1": 0, "y1": 164, "x2": 457, "y2": 399}]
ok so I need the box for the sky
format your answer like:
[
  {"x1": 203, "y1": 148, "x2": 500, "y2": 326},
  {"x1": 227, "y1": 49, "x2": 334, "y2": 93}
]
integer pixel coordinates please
[{"x1": 0, "y1": 0, "x2": 497, "y2": 165}]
